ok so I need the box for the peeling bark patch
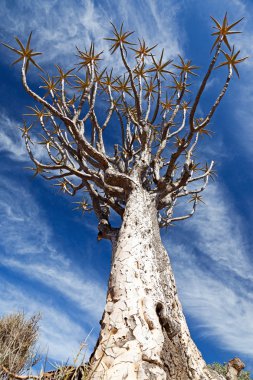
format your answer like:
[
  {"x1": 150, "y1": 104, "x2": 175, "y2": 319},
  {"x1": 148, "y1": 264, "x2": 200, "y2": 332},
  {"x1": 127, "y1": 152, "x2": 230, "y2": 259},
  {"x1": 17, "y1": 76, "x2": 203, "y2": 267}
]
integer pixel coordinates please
[{"x1": 111, "y1": 327, "x2": 118, "y2": 334}]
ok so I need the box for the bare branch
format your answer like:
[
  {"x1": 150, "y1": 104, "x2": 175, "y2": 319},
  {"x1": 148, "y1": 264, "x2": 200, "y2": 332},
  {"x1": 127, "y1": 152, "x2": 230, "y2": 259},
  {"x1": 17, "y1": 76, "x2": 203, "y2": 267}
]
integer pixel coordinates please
[
  {"x1": 189, "y1": 39, "x2": 222, "y2": 130},
  {"x1": 196, "y1": 66, "x2": 233, "y2": 130}
]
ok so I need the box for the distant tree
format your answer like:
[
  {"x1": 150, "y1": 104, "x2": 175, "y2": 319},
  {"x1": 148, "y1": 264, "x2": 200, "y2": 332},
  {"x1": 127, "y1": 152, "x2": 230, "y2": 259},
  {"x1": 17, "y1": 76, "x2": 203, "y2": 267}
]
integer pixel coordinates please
[
  {"x1": 2, "y1": 13, "x2": 247, "y2": 379},
  {"x1": 0, "y1": 312, "x2": 40, "y2": 378}
]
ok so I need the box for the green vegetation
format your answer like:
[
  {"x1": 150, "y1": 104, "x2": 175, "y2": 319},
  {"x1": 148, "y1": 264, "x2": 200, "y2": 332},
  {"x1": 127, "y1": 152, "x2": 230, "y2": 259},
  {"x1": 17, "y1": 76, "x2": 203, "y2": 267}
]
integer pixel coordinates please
[{"x1": 208, "y1": 362, "x2": 252, "y2": 380}]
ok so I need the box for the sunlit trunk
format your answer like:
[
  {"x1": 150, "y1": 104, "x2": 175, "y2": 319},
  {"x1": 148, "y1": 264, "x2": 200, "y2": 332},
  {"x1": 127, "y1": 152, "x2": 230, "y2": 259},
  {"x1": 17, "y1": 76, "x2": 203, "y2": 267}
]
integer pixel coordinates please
[{"x1": 89, "y1": 187, "x2": 224, "y2": 380}]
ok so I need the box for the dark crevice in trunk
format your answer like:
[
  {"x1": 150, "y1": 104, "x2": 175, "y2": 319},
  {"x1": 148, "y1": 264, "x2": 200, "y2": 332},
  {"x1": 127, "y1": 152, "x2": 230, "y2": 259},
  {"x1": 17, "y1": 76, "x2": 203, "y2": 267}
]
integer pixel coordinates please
[{"x1": 156, "y1": 302, "x2": 180, "y2": 339}]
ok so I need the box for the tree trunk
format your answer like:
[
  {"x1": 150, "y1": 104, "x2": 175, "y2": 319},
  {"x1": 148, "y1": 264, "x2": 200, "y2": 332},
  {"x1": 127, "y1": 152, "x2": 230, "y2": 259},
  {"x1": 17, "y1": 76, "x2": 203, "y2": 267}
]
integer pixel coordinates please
[{"x1": 89, "y1": 187, "x2": 224, "y2": 380}]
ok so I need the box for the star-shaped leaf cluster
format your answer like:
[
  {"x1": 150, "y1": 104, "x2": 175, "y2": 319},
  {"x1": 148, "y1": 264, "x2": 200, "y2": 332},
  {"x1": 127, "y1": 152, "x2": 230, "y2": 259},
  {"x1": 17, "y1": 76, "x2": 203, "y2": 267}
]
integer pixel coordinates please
[
  {"x1": 216, "y1": 46, "x2": 248, "y2": 78},
  {"x1": 54, "y1": 180, "x2": 69, "y2": 193},
  {"x1": 55, "y1": 65, "x2": 75, "y2": 85},
  {"x1": 26, "y1": 164, "x2": 45, "y2": 177},
  {"x1": 173, "y1": 55, "x2": 199, "y2": 77},
  {"x1": 39, "y1": 73, "x2": 59, "y2": 97},
  {"x1": 189, "y1": 194, "x2": 205, "y2": 204},
  {"x1": 161, "y1": 93, "x2": 175, "y2": 111},
  {"x1": 2, "y1": 32, "x2": 43, "y2": 72},
  {"x1": 144, "y1": 78, "x2": 158, "y2": 100},
  {"x1": 73, "y1": 74, "x2": 90, "y2": 91},
  {"x1": 19, "y1": 122, "x2": 32, "y2": 138},
  {"x1": 168, "y1": 77, "x2": 191, "y2": 96},
  {"x1": 201, "y1": 163, "x2": 217, "y2": 181},
  {"x1": 105, "y1": 23, "x2": 134, "y2": 54},
  {"x1": 76, "y1": 42, "x2": 103, "y2": 70},
  {"x1": 131, "y1": 39, "x2": 157, "y2": 61},
  {"x1": 99, "y1": 69, "x2": 117, "y2": 92},
  {"x1": 133, "y1": 63, "x2": 148, "y2": 79},
  {"x1": 113, "y1": 75, "x2": 132, "y2": 96},
  {"x1": 210, "y1": 13, "x2": 243, "y2": 51},
  {"x1": 73, "y1": 199, "x2": 92, "y2": 214},
  {"x1": 37, "y1": 134, "x2": 55, "y2": 148},
  {"x1": 148, "y1": 50, "x2": 173, "y2": 79},
  {"x1": 24, "y1": 105, "x2": 50, "y2": 119},
  {"x1": 180, "y1": 101, "x2": 191, "y2": 111},
  {"x1": 190, "y1": 162, "x2": 201, "y2": 173}
]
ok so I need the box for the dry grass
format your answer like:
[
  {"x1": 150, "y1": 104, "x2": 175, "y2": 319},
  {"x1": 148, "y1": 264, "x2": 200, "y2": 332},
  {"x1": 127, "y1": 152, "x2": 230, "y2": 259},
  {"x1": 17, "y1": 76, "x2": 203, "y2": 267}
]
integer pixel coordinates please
[
  {"x1": 0, "y1": 312, "x2": 92, "y2": 379},
  {"x1": 0, "y1": 312, "x2": 40, "y2": 378}
]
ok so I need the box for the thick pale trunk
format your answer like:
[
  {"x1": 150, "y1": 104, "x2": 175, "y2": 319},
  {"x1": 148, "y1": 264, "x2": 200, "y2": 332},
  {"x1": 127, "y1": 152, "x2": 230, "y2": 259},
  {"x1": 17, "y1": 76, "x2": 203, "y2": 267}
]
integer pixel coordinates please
[{"x1": 89, "y1": 188, "x2": 224, "y2": 379}]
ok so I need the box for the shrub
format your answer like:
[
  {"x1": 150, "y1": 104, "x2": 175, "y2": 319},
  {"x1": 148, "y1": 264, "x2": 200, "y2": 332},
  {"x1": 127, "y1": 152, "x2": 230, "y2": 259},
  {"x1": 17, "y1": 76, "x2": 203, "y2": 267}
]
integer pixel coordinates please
[
  {"x1": 0, "y1": 312, "x2": 40, "y2": 376},
  {"x1": 208, "y1": 362, "x2": 252, "y2": 380}
]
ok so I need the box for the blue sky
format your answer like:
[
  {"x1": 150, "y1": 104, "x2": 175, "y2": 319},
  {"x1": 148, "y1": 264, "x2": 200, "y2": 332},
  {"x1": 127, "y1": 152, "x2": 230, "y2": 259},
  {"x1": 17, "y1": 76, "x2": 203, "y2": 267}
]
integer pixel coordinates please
[{"x1": 0, "y1": 0, "x2": 253, "y2": 372}]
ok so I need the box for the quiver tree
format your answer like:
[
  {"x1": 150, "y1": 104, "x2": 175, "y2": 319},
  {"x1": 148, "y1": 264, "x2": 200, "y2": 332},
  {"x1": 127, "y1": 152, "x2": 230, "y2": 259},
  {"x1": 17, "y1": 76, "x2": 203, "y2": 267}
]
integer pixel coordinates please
[{"x1": 2, "y1": 14, "x2": 247, "y2": 380}]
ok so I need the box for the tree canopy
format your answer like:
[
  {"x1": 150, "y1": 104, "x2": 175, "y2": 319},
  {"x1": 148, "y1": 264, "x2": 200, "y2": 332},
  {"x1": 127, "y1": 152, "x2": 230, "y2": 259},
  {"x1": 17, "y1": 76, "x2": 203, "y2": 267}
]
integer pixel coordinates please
[{"x1": 2, "y1": 14, "x2": 247, "y2": 238}]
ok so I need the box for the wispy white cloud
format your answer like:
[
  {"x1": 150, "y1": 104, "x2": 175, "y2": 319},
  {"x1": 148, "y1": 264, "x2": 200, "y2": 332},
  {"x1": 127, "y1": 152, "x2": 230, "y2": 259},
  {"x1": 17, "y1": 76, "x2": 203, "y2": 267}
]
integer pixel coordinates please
[
  {"x1": 0, "y1": 174, "x2": 106, "y2": 358},
  {"x1": 0, "y1": 110, "x2": 48, "y2": 162},
  {"x1": 0, "y1": 111, "x2": 27, "y2": 160},
  {"x1": 1, "y1": 257, "x2": 105, "y2": 321},
  {"x1": 1, "y1": 0, "x2": 181, "y2": 70},
  {"x1": 165, "y1": 182, "x2": 253, "y2": 358},
  {"x1": 103, "y1": 0, "x2": 182, "y2": 58},
  {"x1": 171, "y1": 245, "x2": 253, "y2": 356},
  {"x1": 0, "y1": 176, "x2": 59, "y2": 257},
  {"x1": 184, "y1": 184, "x2": 252, "y2": 280}
]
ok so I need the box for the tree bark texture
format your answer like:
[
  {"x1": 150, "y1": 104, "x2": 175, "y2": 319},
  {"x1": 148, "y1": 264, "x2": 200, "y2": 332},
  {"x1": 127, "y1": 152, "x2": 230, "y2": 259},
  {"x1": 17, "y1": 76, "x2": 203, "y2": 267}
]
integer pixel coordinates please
[{"x1": 89, "y1": 188, "x2": 225, "y2": 380}]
